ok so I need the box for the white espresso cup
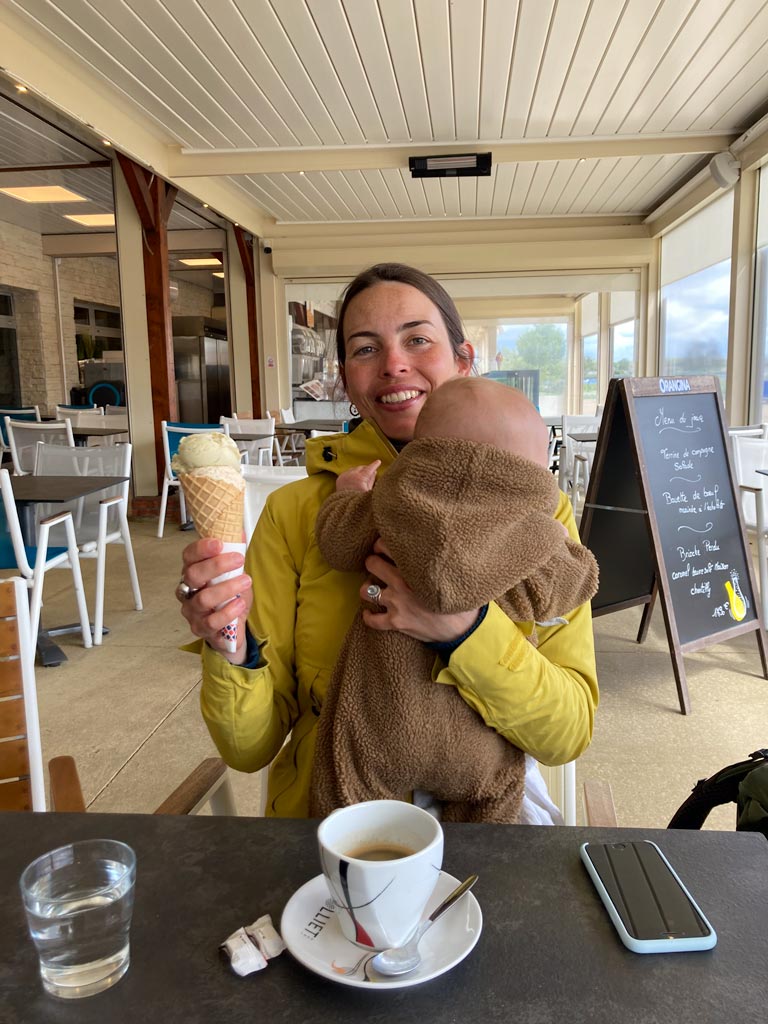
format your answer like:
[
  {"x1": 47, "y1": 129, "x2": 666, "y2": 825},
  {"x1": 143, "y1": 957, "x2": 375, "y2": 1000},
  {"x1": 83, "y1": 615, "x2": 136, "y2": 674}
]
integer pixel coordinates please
[{"x1": 317, "y1": 800, "x2": 444, "y2": 950}]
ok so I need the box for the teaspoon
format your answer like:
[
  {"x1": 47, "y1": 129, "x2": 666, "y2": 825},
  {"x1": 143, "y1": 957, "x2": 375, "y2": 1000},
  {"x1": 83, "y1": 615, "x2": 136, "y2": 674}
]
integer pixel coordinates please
[{"x1": 371, "y1": 874, "x2": 478, "y2": 976}]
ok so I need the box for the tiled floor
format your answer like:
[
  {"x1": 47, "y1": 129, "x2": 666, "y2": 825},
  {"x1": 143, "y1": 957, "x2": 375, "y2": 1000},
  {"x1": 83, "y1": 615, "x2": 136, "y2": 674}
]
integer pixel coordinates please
[{"x1": 9, "y1": 514, "x2": 767, "y2": 830}]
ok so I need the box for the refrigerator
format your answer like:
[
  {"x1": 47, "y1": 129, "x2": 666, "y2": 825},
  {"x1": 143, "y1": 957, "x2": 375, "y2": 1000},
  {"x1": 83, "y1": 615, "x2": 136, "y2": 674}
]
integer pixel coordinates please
[{"x1": 172, "y1": 316, "x2": 231, "y2": 423}]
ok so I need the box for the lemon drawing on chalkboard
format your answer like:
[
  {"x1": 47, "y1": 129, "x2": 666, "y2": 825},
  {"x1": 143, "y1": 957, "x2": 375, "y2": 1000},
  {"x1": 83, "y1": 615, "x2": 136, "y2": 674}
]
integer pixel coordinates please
[{"x1": 724, "y1": 572, "x2": 748, "y2": 621}]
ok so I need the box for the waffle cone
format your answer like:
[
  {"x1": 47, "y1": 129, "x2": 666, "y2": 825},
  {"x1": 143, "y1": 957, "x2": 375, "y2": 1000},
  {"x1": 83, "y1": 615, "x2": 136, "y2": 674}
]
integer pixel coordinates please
[{"x1": 179, "y1": 472, "x2": 244, "y2": 543}]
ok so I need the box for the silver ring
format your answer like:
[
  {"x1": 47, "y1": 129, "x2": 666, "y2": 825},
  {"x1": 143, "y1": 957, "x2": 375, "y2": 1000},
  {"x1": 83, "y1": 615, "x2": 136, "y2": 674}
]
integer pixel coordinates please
[
  {"x1": 366, "y1": 583, "x2": 382, "y2": 604},
  {"x1": 176, "y1": 580, "x2": 200, "y2": 602}
]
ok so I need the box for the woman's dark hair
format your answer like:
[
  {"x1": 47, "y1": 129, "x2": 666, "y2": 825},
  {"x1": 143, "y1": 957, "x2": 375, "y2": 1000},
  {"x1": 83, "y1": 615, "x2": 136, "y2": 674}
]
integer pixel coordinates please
[{"x1": 335, "y1": 263, "x2": 469, "y2": 370}]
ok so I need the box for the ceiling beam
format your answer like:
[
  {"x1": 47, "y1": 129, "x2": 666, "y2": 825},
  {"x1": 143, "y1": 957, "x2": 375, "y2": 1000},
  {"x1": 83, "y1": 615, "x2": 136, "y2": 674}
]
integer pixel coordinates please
[
  {"x1": 42, "y1": 228, "x2": 227, "y2": 257},
  {"x1": 167, "y1": 133, "x2": 738, "y2": 177},
  {"x1": 0, "y1": 161, "x2": 111, "y2": 173}
]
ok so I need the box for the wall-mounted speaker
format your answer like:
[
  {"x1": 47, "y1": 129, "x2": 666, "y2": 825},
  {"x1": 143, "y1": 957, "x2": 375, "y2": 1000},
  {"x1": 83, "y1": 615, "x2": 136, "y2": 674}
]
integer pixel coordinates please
[{"x1": 708, "y1": 151, "x2": 740, "y2": 189}]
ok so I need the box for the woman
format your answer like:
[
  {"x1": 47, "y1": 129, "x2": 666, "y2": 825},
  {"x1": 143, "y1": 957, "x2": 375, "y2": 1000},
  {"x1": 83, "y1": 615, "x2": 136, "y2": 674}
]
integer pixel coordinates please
[{"x1": 178, "y1": 263, "x2": 598, "y2": 819}]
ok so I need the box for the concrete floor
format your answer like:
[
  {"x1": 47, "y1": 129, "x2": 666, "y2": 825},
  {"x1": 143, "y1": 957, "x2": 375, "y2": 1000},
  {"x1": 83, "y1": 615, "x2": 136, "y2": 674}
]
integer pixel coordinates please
[{"x1": 9, "y1": 515, "x2": 768, "y2": 830}]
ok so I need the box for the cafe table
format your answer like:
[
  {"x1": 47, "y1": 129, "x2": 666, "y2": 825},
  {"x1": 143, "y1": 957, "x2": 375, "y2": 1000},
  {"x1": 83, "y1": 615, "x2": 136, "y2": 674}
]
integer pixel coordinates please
[
  {"x1": 70, "y1": 425, "x2": 129, "y2": 446},
  {"x1": 275, "y1": 418, "x2": 345, "y2": 436},
  {"x1": 10, "y1": 475, "x2": 128, "y2": 666},
  {"x1": 1, "y1": 814, "x2": 765, "y2": 1023}
]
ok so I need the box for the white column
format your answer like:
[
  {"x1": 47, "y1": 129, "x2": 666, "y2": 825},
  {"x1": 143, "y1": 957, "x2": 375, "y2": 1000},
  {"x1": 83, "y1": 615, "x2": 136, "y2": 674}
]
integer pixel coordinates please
[{"x1": 726, "y1": 170, "x2": 758, "y2": 423}]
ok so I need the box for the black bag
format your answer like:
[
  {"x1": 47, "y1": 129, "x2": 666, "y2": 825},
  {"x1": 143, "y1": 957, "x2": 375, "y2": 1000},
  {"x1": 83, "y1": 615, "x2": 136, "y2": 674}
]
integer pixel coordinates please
[{"x1": 668, "y1": 748, "x2": 768, "y2": 839}]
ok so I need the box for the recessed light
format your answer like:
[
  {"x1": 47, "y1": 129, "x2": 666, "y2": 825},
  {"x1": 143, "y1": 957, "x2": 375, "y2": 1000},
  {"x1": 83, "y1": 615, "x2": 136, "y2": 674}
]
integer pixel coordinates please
[
  {"x1": 101, "y1": 139, "x2": 112, "y2": 146},
  {"x1": 179, "y1": 257, "x2": 222, "y2": 267},
  {"x1": 578, "y1": 158, "x2": 586, "y2": 164},
  {"x1": 15, "y1": 84, "x2": 27, "y2": 93},
  {"x1": 64, "y1": 213, "x2": 116, "y2": 227},
  {"x1": 0, "y1": 185, "x2": 88, "y2": 204},
  {"x1": 202, "y1": 203, "x2": 209, "y2": 208},
  {"x1": 299, "y1": 170, "x2": 305, "y2": 176},
  {"x1": 234, "y1": 222, "x2": 239, "y2": 227},
  {"x1": 212, "y1": 272, "x2": 225, "y2": 278}
]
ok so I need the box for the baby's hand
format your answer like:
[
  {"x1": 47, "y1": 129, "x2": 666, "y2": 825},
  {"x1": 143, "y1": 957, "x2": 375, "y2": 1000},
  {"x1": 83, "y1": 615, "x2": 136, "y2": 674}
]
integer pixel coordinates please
[{"x1": 336, "y1": 460, "x2": 381, "y2": 492}]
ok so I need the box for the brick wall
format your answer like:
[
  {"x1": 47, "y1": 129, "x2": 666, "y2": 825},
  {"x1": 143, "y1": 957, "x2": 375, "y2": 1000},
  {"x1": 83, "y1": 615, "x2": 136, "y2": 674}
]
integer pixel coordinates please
[{"x1": 0, "y1": 219, "x2": 61, "y2": 414}]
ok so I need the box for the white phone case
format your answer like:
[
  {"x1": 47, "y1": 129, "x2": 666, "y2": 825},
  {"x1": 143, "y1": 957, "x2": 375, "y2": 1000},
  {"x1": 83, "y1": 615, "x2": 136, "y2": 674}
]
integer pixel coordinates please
[{"x1": 580, "y1": 840, "x2": 717, "y2": 954}]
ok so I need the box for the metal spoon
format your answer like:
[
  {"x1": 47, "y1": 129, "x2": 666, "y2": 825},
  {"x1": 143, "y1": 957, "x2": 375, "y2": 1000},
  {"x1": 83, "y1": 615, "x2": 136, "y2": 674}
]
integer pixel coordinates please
[{"x1": 371, "y1": 874, "x2": 478, "y2": 976}]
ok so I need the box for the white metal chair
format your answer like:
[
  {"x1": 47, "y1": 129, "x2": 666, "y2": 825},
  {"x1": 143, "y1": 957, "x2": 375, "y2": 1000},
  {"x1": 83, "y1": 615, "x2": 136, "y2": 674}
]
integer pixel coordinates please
[
  {"x1": 728, "y1": 423, "x2": 768, "y2": 439},
  {"x1": 5, "y1": 418, "x2": 74, "y2": 475},
  {"x1": 34, "y1": 443, "x2": 142, "y2": 645},
  {"x1": 0, "y1": 469, "x2": 92, "y2": 652},
  {"x1": 242, "y1": 464, "x2": 308, "y2": 541},
  {"x1": 558, "y1": 414, "x2": 601, "y2": 505},
  {"x1": 1, "y1": 408, "x2": 41, "y2": 463},
  {"x1": 0, "y1": 577, "x2": 234, "y2": 814},
  {"x1": 279, "y1": 406, "x2": 304, "y2": 463},
  {"x1": 221, "y1": 415, "x2": 281, "y2": 467},
  {"x1": 730, "y1": 434, "x2": 768, "y2": 626},
  {"x1": 158, "y1": 422, "x2": 224, "y2": 538},
  {"x1": 55, "y1": 404, "x2": 101, "y2": 422}
]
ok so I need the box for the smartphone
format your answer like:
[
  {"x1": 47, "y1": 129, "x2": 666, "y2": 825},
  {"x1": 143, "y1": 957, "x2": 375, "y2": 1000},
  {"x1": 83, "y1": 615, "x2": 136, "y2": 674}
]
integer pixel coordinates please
[{"x1": 580, "y1": 840, "x2": 717, "y2": 953}]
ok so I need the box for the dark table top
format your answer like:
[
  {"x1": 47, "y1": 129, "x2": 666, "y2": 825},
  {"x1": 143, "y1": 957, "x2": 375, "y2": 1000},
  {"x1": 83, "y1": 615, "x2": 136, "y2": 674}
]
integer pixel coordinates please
[
  {"x1": 276, "y1": 419, "x2": 345, "y2": 435},
  {"x1": 10, "y1": 476, "x2": 129, "y2": 503},
  {"x1": 1, "y1": 814, "x2": 766, "y2": 1023},
  {"x1": 70, "y1": 426, "x2": 128, "y2": 439}
]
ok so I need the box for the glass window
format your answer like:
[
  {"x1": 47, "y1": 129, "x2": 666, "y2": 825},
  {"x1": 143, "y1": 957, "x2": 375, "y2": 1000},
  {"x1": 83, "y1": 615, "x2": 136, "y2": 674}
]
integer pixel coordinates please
[
  {"x1": 0, "y1": 292, "x2": 13, "y2": 318},
  {"x1": 660, "y1": 192, "x2": 733, "y2": 392},
  {"x1": 755, "y1": 167, "x2": 768, "y2": 420},
  {"x1": 611, "y1": 320, "x2": 637, "y2": 377},
  {"x1": 465, "y1": 318, "x2": 569, "y2": 416},
  {"x1": 581, "y1": 333, "x2": 598, "y2": 413},
  {"x1": 660, "y1": 260, "x2": 731, "y2": 387}
]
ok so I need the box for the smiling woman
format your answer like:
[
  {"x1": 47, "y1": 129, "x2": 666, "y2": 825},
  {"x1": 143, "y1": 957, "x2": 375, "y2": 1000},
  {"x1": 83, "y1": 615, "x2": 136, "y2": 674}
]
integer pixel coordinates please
[{"x1": 181, "y1": 262, "x2": 599, "y2": 821}]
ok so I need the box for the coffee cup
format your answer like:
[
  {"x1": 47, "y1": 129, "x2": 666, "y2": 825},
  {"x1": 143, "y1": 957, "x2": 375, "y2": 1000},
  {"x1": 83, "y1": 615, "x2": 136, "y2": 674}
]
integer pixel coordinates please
[{"x1": 317, "y1": 800, "x2": 443, "y2": 950}]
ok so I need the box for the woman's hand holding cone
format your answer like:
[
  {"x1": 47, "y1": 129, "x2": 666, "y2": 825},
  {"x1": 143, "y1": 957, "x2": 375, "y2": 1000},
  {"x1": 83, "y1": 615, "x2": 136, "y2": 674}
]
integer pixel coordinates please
[{"x1": 180, "y1": 538, "x2": 253, "y2": 664}]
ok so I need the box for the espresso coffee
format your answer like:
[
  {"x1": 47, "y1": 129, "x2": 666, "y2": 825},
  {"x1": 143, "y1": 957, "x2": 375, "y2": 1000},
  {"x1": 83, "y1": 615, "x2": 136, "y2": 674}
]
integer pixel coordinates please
[{"x1": 345, "y1": 842, "x2": 415, "y2": 862}]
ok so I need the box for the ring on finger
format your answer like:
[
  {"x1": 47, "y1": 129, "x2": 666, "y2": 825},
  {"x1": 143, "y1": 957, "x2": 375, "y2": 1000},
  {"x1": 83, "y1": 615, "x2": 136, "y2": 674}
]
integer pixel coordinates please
[
  {"x1": 176, "y1": 579, "x2": 200, "y2": 602},
  {"x1": 366, "y1": 583, "x2": 383, "y2": 605}
]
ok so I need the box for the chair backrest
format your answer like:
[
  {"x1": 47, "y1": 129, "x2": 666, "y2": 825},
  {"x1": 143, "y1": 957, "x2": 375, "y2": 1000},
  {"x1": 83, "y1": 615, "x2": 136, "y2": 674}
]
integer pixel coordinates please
[
  {"x1": 0, "y1": 578, "x2": 45, "y2": 811},
  {"x1": 73, "y1": 410, "x2": 108, "y2": 429},
  {"x1": 162, "y1": 422, "x2": 224, "y2": 480},
  {"x1": 728, "y1": 423, "x2": 768, "y2": 439},
  {"x1": 0, "y1": 410, "x2": 39, "y2": 448},
  {"x1": 104, "y1": 405, "x2": 125, "y2": 415},
  {"x1": 5, "y1": 419, "x2": 74, "y2": 475},
  {"x1": 34, "y1": 442, "x2": 131, "y2": 539},
  {"x1": 56, "y1": 404, "x2": 99, "y2": 422},
  {"x1": 220, "y1": 415, "x2": 275, "y2": 435},
  {"x1": 538, "y1": 762, "x2": 576, "y2": 825},
  {"x1": 280, "y1": 406, "x2": 295, "y2": 424},
  {"x1": 242, "y1": 464, "x2": 307, "y2": 540},
  {"x1": 730, "y1": 435, "x2": 768, "y2": 532}
]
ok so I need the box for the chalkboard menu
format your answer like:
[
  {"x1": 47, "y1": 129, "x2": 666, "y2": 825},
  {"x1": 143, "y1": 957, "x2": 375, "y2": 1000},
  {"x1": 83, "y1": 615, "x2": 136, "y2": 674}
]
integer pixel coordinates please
[{"x1": 580, "y1": 376, "x2": 767, "y2": 714}]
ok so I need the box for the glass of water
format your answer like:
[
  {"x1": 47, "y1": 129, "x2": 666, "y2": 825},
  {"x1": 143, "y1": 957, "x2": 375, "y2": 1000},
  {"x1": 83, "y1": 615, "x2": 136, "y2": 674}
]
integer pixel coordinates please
[{"x1": 20, "y1": 838, "x2": 136, "y2": 1000}]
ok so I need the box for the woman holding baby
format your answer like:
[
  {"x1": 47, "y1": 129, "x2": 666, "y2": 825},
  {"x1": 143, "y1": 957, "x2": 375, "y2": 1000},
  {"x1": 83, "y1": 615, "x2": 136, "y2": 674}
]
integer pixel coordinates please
[{"x1": 177, "y1": 263, "x2": 598, "y2": 822}]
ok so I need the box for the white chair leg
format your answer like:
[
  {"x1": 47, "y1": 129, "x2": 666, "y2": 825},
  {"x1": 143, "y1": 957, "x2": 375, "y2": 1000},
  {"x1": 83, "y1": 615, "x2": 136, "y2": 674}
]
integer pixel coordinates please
[
  {"x1": 257, "y1": 448, "x2": 271, "y2": 466},
  {"x1": 178, "y1": 484, "x2": 187, "y2": 524},
  {"x1": 758, "y1": 534, "x2": 768, "y2": 629},
  {"x1": 272, "y1": 436, "x2": 283, "y2": 466},
  {"x1": 120, "y1": 508, "x2": 143, "y2": 611},
  {"x1": 62, "y1": 518, "x2": 92, "y2": 649},
  {"x1": 92, "y1": 508, "x2": 107, "y2": 645},
  {"x1": 157, "y1": 477, "x2": 170, "y2": 538}
]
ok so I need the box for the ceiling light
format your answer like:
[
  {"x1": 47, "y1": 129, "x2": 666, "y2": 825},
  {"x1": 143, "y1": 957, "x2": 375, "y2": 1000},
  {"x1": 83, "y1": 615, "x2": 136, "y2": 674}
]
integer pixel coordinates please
[
  {"x1": 299, "y1": 170, "x2": 305, "y2": 176},
  {"x1": 0, "y1": 185, "x2": 88, "y2": 204},
  {"x1": 409, "y1": 153, "x2": 491, "y2": 178},
  {"x1": 101, "y1": 139, "x2": 112, "y2": 146},
  {"x1": 179, "y1": 257, "x2": 222, "y2": 267},
  {"x1": 212, "y1": 271, "x2": 225, "y2": 278},
  {"x1": 15, "y1": 84, "x2": 27, "y2": 93},
  {"x1": 578, "y1": 158, "x2": 586, "y2": 164},
  {"x1": 202, "y1": 203, "x2": 209, "y2": 208},
  {"x1": 64, "y1": 213, "x2": 116, "y2": 227}
]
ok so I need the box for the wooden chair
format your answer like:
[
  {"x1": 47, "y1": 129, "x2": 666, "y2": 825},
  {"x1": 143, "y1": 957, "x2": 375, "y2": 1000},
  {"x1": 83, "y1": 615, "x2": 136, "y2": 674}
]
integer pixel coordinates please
[{"x1": 0, "y1": 577, "x2": 235, "y2": 815}]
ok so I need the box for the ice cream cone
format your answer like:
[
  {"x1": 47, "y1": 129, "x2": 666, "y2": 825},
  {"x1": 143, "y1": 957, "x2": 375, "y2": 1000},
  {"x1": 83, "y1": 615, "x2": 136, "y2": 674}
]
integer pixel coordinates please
[{"x1": 178, "y1": 467, "x2": 245, "y2": 543}]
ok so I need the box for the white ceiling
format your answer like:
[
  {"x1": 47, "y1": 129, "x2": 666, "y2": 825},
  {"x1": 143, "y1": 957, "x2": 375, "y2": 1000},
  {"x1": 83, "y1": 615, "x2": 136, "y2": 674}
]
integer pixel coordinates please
[{"x1": 5, "y1": 0, "x2": 768, "y2": 224}]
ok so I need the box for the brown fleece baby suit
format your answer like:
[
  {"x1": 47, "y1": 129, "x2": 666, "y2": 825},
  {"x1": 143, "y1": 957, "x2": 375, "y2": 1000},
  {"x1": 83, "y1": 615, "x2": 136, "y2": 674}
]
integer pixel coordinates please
[{"x1": 309, "y1": 437, "x2": 599, "y2": 823}]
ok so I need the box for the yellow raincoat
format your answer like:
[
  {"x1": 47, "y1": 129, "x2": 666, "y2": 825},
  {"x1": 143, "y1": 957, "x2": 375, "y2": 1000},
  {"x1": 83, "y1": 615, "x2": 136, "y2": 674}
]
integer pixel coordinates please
[{"x1": 198, "y1": 419, "x2": 598, "y2": 817}]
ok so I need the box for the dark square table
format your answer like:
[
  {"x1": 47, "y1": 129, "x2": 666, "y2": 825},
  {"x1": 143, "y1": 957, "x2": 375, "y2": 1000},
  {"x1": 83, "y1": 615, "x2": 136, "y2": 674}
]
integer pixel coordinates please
[{"x1": 1, "y1": 814, "x2": 765, "y2": 1023}]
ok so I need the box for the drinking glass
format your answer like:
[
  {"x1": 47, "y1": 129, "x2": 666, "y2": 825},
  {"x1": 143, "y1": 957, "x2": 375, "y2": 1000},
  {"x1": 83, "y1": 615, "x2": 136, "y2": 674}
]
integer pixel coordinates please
[{"x1": 20, "y1": 838, "x2": 136, "y2": 999}]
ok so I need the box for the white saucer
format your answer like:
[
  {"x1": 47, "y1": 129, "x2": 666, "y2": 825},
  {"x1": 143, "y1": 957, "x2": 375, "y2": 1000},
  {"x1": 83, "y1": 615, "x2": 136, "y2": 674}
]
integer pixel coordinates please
[{"x1": 280, "y1": 870, "x2": 482, "y2": 990}]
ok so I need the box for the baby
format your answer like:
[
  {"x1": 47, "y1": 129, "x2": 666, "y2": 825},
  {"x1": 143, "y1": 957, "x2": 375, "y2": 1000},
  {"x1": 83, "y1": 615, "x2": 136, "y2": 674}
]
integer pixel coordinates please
[{"x1": 309, "y1": 376, "x2": 599, "y2": 823}]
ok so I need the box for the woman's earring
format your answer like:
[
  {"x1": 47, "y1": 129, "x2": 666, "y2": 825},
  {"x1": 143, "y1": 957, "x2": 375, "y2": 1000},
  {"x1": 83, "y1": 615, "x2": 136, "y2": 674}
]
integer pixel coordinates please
[{"x1": 349, "y1": 403, "x2": 359, "y2": 417}]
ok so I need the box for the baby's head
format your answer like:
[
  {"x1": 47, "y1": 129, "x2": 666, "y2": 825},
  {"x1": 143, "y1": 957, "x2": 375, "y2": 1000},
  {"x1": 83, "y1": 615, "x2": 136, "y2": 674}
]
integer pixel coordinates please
[{"x1": 414, "y1": 376, "x2": 549, "y2": 467}]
